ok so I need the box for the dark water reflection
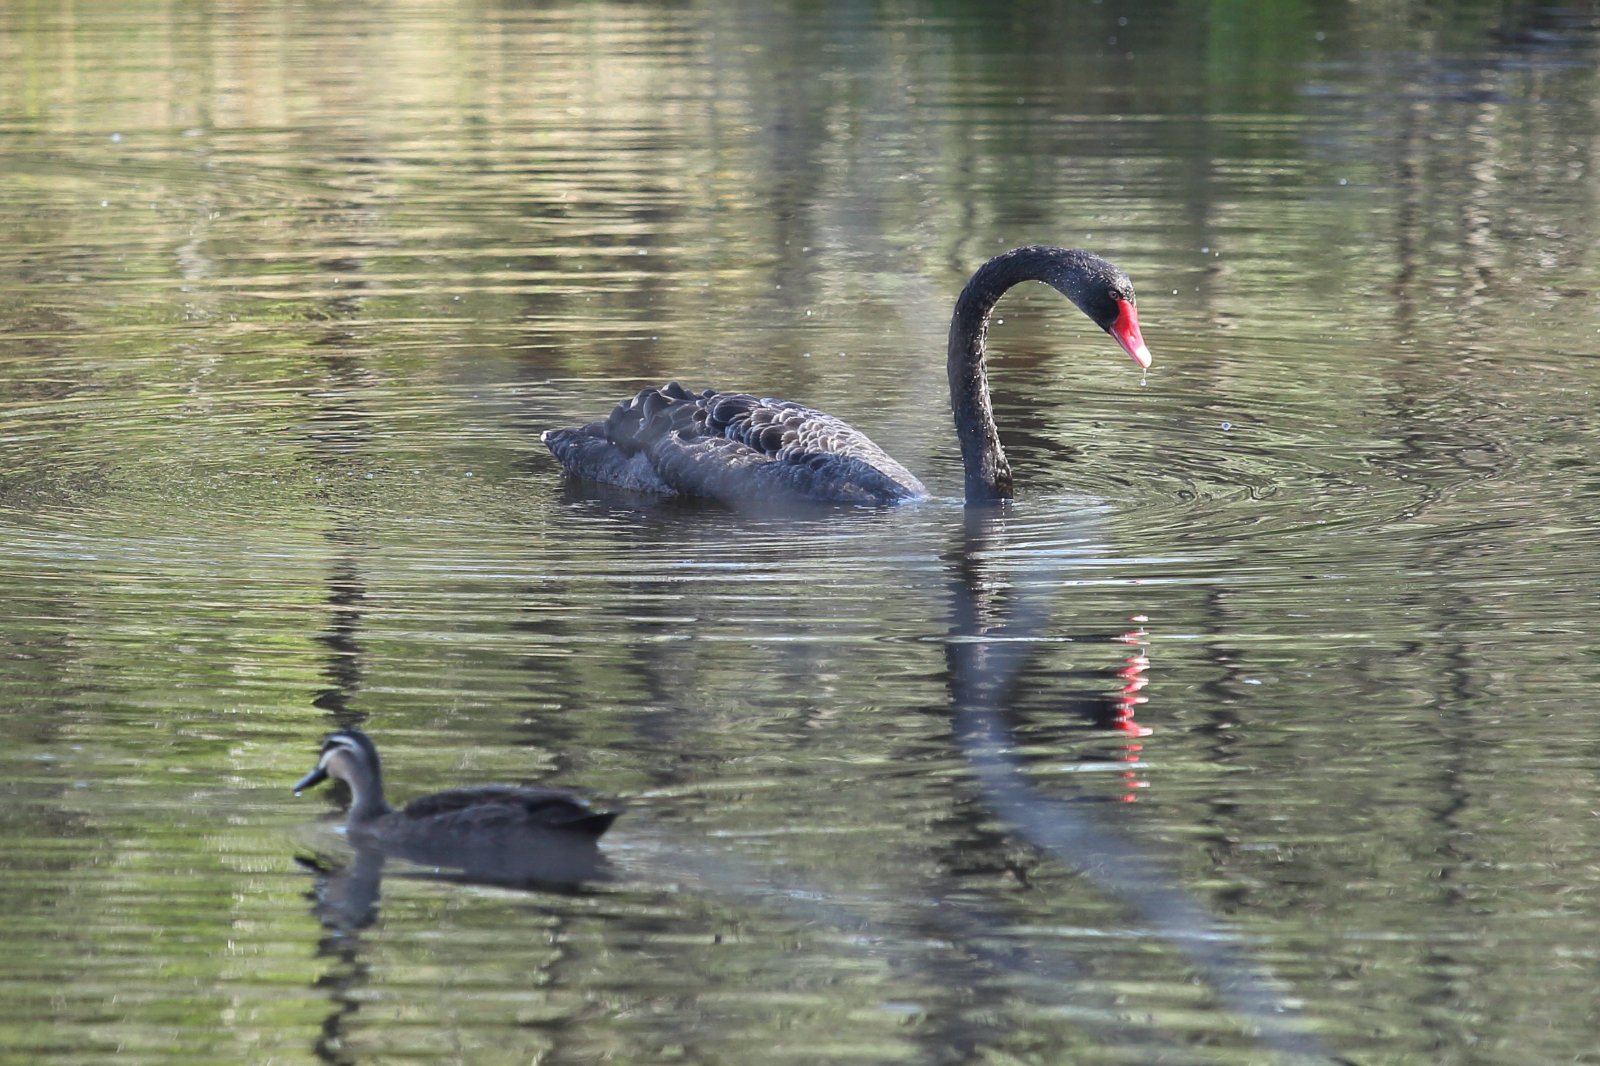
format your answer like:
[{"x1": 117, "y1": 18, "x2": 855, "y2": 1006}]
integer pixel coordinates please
[{"x1": 5, "y1": 1, "x2": 1600, "y2": 1064}]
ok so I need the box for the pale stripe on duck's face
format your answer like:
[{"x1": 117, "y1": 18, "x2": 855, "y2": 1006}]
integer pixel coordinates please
[
  {"x1": 319, "y1": 733, "x2": 368, "y2": 766},
  {"x1": 294, "y1": 732, "x2": 372, "y2": 795}
]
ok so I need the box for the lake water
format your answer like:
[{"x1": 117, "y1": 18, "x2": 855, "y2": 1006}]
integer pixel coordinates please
[{"x1": 3, "y1": 2, "x2": 1599, "y2": 1063}]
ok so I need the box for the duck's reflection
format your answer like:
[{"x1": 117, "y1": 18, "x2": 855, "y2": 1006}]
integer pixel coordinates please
[
  {"x1": 301, "y1": 846, "x2": 384, "y2": 935},
  {"x1": 301, "y1": 832, "x2": 612, "y2": 936}
]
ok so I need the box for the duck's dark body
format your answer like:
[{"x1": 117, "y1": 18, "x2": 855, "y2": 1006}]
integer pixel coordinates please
[
  {"x1": 356, "y1": 786, "x2": 616, "y2": 877},
  {"x1": 391, "y1": 785, "x2": 617, "y2": 839},
  {"x1": 541, "y1": 246, "x2": 1151, "y2": 507},
  {"x1": 294, "y1": 729, "x2": 616, "y2": 872}
]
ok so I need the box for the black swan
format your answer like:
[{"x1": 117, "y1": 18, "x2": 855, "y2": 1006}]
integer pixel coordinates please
[{"x1": 542, "y1": 246, "x2": 1150, "y2": 506}]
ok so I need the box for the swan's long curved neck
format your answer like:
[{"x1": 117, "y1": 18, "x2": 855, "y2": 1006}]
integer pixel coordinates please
[
  {"x1": 946, "y1": 253, "x2": 1038, "y2": 506},
  {"x1": 947, "y1": 246, "x2": 1129, "y2": 506}
]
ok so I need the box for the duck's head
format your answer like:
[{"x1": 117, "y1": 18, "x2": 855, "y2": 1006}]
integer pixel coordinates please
[{"x1": 294, "y1": 728, "x2": 382, "y2": 798}]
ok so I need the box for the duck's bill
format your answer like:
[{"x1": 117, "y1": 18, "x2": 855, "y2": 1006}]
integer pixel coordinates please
[
  {"x1": 293, "y1": 766, "x2": 328, "y2": 795},
  {"x1": 1110, "y1": 299, "x2": 1152, "y2": 369}
]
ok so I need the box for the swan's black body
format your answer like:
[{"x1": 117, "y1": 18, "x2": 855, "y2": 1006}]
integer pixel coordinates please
[{"x1": 543, "y1": 246, "x2": 1151, "y2": 506}]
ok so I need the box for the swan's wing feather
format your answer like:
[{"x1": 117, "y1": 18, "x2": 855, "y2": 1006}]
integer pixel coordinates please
[
  {"x1": 702, "y1": 393, "x2": 926, "y2": 497},
  {"x1": 645, "y1": 402, "x2": 924, "y2": 505},
  {"x1": 752, "y1": 449, "x2": 928, "y2": 504},
  {"x1": 541, "y1": 422, "x2": 676, "y2": 494},
  {"x1": 546, "y1": 384, "x2": 925, "y2": 503}
]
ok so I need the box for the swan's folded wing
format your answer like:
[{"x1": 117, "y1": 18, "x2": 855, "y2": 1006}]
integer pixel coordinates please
[
  {"x1": 542, "y1": 422, "x2": 676, "y2": 494},
  {"x1": 548, "y1": 385, "x2": 925, "y2": 504},
  {"x1": 698, "y1": 393, "x2": 926, "y2": 501},
  {"x1": 646, "y1": 419, "x2": 925, "y2": 505}
]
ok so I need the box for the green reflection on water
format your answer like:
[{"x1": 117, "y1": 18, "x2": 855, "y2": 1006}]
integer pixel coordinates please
[{"x1": 3, "y1": 0, "x2": 1600, "y2": 1063}]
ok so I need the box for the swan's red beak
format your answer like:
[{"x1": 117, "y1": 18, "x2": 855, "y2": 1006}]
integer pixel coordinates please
[{"x1": 1109, "y1": 299, "x2": 1152, "y2": 369}]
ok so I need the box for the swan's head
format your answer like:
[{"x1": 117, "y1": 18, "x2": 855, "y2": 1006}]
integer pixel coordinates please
[
  {"x1": 1103, "y1": 289, "x2": 1151, "y2": 370},
  {"x1": 1046, "y1": 250, "x2": 1152, "y2": 370}
]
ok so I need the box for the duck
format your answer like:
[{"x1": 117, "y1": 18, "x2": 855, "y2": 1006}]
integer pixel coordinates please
[
  {"x1": 293, "y1": 728, "x2": 618, "y2": 866},
  {"x1": 541, "y1": 245, "x2": 1151, "y2": 507}
]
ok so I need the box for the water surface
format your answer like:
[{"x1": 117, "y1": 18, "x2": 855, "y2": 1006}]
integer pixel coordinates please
[{"x1": 3, "y1": 2, "x2": 1600, "y2": 1063}]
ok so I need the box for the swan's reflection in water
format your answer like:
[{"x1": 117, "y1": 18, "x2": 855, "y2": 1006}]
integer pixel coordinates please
[{"x1": 947, "y1": 509, "x2": 1341, "y2": 1063}]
